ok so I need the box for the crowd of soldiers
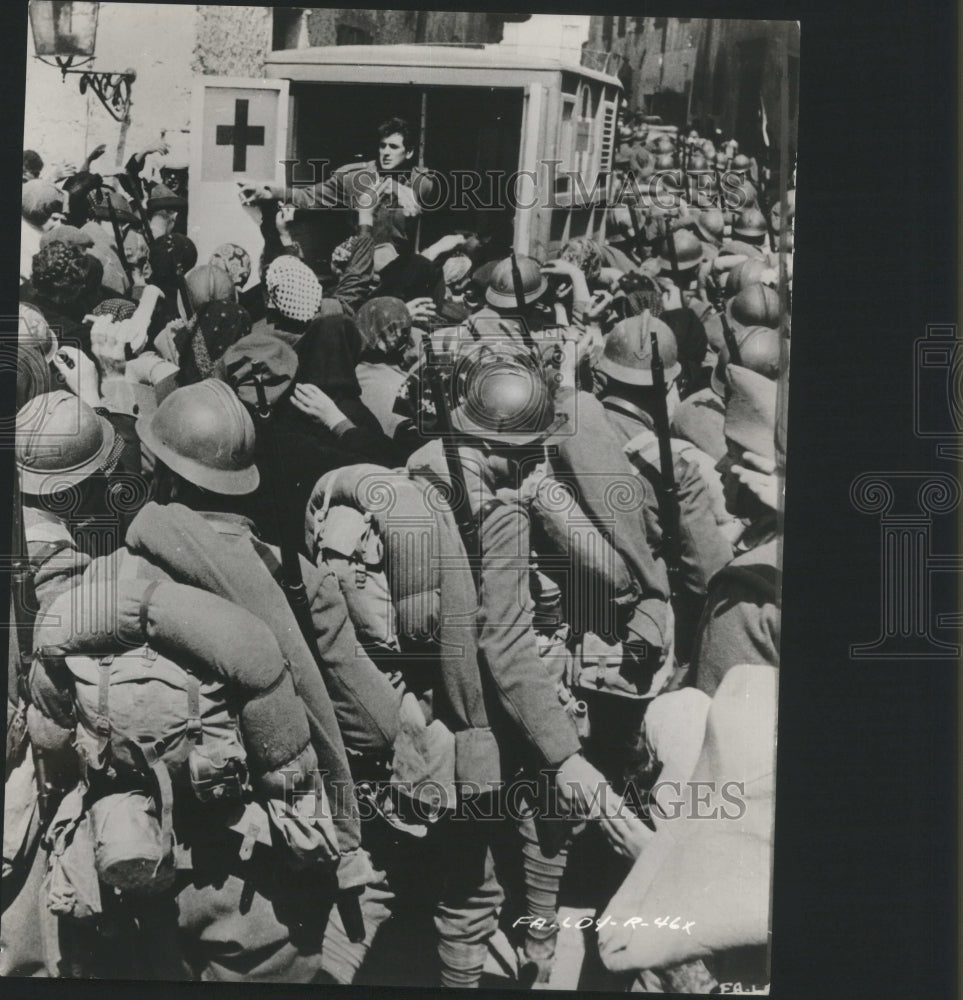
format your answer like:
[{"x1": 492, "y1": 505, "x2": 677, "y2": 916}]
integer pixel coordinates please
[{"x1": 5, "y1": 110, "x2": 790, "y2": 991}]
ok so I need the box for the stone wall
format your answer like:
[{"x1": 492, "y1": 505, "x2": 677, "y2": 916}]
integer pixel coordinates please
[
  {"x1": 193, "y1": 5, "x2": 272, "y2": 78},
  {"x1": 23, "y1": 2, "x2": 196, "y2": 171}
]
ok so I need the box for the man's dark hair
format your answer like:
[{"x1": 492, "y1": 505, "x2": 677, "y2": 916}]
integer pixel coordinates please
[
  {"x1": 23, "y1": 149, "x2": 44, "y2": 179},
  {"x1": 377, "y1": 117, "x2": 415, "y2": 152}
]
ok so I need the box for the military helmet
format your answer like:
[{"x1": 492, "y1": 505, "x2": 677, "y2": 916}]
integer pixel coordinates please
[
  {"x1": 485, "y1": 255, "x2": 548, "y2": 309},
  {"x1": 714, "y1": 151, "x2": 729, "y2": 170},
  {"x1": 726, "y1": 282, "x2": 781, "y2": 331},
  {"x1": 725, "y1": 258, "x2": 772, "y2": 294},
  {"x1": 136, "y1": 379, "x2": 259, "y2": 495},
  {"x1": 598, "y1": 312, "x2": 681, "y2": 387},
  {"x1": 733, "y1": 207, "x2": 768, "y2": 239},
  {"x1": 731, "y1": 153, "x2": 752, "y2": 175},
  {"x1": 770, "y1": 189, "x2": 796, "y2": 232},
  {"x1": 17, "y1": 390, "x2": 119, "y2": 496},
  {"x1": 656, "y1": 228, "x2": 704, "y2": 273},
  {"x1": 19, "y1": 303, "x2": 58, "y2": 363},
  {"x1": 686, "y1": 151, "x2": 711, "y2": 174},
  {"x1": 694, "y1": 207, "x2": 726, "y2": 245},
  {"x1": 656, "y1": 134, "x2": 676, "y2": 154},
  {"x1": 449, "y1": 350, "x2": 559, "y2": 445},
  {"x1": 712, "y1": 325, "x2": 783, "y2": 398}
]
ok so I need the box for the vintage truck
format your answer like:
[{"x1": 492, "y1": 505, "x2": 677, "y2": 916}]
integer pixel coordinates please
[{"x1": 188, "y1": 43, "x2": 623, "y2": 284}]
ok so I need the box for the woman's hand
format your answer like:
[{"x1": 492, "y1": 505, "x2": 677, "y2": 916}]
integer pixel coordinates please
[
  {"x1": 291, "y1": 383, "x2": 347, "y2": 430},
  {"x1": 542, "y1": 258, "x2": 590, "y2": 303},
  {"x1": 406, "y1": 297, "x2": 437, "y2": 326}
]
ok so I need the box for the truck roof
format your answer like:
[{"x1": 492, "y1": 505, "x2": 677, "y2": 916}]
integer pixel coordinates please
[{"x1": 264, "y1": 43, "x2": 622, "y2": 89}]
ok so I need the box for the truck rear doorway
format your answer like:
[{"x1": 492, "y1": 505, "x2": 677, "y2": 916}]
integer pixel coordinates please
[{"x1": 287, "y1": 82, "x2": 524, "y2": 264}]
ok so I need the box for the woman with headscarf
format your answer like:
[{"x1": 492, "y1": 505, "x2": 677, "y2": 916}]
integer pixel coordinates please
[
  {"x1": 353, "y1": 296, "x2": 424, "y2": 458},
  {"x1": 183, "y1": 263, "x2": 236, "y2": 313},
  {"x1": 254, "y1": 254, "x2": 326, "y2": 349},
  {"x1": 217, "y1": 330, "x2": 394, "y2": 547},
  {"x1": 148, "y1": 232, "x2": 198, "y2": 331},
  {"x1": 286, "y1": 303, "x2": 409, "y2": 469},
  {"x1": 20, "y1": 241, "x2": 103, "y2": 350}
]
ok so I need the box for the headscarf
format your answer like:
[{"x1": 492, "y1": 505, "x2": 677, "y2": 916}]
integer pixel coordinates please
[
  {"x1": 91, "y1": 298, "x2": 137, "y2": 322},
  {"x1": 559, "y1": 237, "x2": 603, "y2": 283},
  {"x1": 265, "y1": 255, "x2": 323, "y2": 324},
  {"x1": 442, "y1": 253, "x2": 473, "y2": 288},
  {"x1": 292, "y1": 312, "x2": 381, "y2": 434},
  {"x1": 184, "y1": 263, "x2": 235, "y2": 312},
  {"x1": 149, "y1": 233, "x2": 198, "y2": 285},
  {"x1": 210, "y1": 243, "x2": 252, "y2": 288},
  {"x1": 356, "y1": 296, "x2": 411, "y2": 357},
  {"x1": 179, "y1": 301, "x2": 252, "y2": 384}
]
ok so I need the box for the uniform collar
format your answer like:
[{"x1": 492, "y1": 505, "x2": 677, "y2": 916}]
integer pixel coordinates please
[{"x1": 196, "y1": 510, "x2": 257, "y2": 538}]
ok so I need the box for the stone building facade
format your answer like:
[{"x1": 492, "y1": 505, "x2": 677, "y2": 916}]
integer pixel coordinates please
[{"x1": 585, "y1": 16, "x2": 799, "y2": 166}]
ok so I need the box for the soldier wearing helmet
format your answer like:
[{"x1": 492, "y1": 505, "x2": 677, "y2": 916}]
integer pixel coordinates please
[
  {"x1": 16, "y1": 390, "x2": 135, "y2": 612},
  {"x1": 596, "y1": 313, "x2": 734, "y2": 659},
  {"x1": 732, "y1": 207, "x2": 770, "y2": 249},
  {"x1": 693, "y1": 365, "x2": 782, "y2": 698},
  {"x1": 457, "y1": 253, "x2": 602, "y2": 376},
  {"x1": 31, "y1": 377, "x2": 404, "y2": 982},
  {"x1": 672, "y1": 322, "x2": 784, "y2": 464},
  {"x1": 404, "y1": 351, "x2": 648, "y2": 988}
]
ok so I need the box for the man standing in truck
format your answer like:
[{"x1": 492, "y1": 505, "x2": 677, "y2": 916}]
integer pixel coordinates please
[{"x1": 238, "y1": 116, "x2": 436, "y2": 260}]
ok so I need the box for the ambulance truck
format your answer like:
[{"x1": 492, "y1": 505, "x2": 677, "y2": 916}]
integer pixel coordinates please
[{"x1": 189, "y1": 43, "x2": 623, "y2": 286}]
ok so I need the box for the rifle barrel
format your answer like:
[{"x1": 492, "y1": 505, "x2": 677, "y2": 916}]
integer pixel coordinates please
[{"x1": 647, "y1": 318, "x2": 682, "y2": 593}]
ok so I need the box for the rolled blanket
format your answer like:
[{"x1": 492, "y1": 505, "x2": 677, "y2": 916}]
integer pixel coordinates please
[
  {"x1": 125, "y1": 502, "x2": 369, "y2": 889},
  {"x1": 35, "y1": 574, "x2": 315, "y2": 797}
]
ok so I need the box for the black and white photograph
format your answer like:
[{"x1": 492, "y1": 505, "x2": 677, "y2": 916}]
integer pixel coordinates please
[{"x1": 7, "y1": 2, "x2": 797, "y2": 991}]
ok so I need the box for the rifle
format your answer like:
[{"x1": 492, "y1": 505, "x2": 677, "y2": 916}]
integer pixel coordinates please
[
  {"x1": 421, "y1": 340, "x2": 481, "y2": 587},
  {"x1": 94, "y1": 181, "x2": 135, "y2": 291},
  {"x1": 127, "y1": 170, "x2": 155, "y2": 249},
  {"x1": 662, "y1": 216, "x2": 681, "y2": 288},
  {"x1": 509, "y1": 250, "x2": 537, "y2": 355},
  {"x1": 626, "y1": 201, "x2": 647, "y2": 261},
  {"x1": 248, "y1": 375, "x2": 366, "y2": 944},
  {"x1": 754, "y1": 178, "x2": 778, "y2": 254},
  {"x1": 647, "y1": 314, "x2": 682, "y2": 597},
  {"x1": 719, "y1": 308, "x2": 743, "y2": 367}
]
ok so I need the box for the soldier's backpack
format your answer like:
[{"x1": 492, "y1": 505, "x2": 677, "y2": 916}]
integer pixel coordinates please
[
  {"x1": 306, "y1": 465, "x2": 442, "y2": 652},
  {"x1": 30, "y1": 549, "x2": 324, "y2": 894}
]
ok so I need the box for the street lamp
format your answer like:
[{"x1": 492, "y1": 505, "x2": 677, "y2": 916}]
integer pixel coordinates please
[{"x1": 29, "y1": 2, "x2": 135, "y2": 122}]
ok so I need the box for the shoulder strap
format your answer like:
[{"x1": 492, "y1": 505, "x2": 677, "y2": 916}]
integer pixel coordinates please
[{"x1": 602, "y1": 395, "x2": 655, "y2": 429}]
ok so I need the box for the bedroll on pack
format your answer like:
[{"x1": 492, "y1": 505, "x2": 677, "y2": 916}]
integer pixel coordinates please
[
  {"x1": 34, "y1": 561, "x2": 316, "y2": 802},
  {"x1": 306, "y1": 465, "x2": 441, "y2": 648}
]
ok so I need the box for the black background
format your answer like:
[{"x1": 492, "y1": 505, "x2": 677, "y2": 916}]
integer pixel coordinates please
[{"x1": 0, "y1": 2, "x2": 958, "y2": 999}]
